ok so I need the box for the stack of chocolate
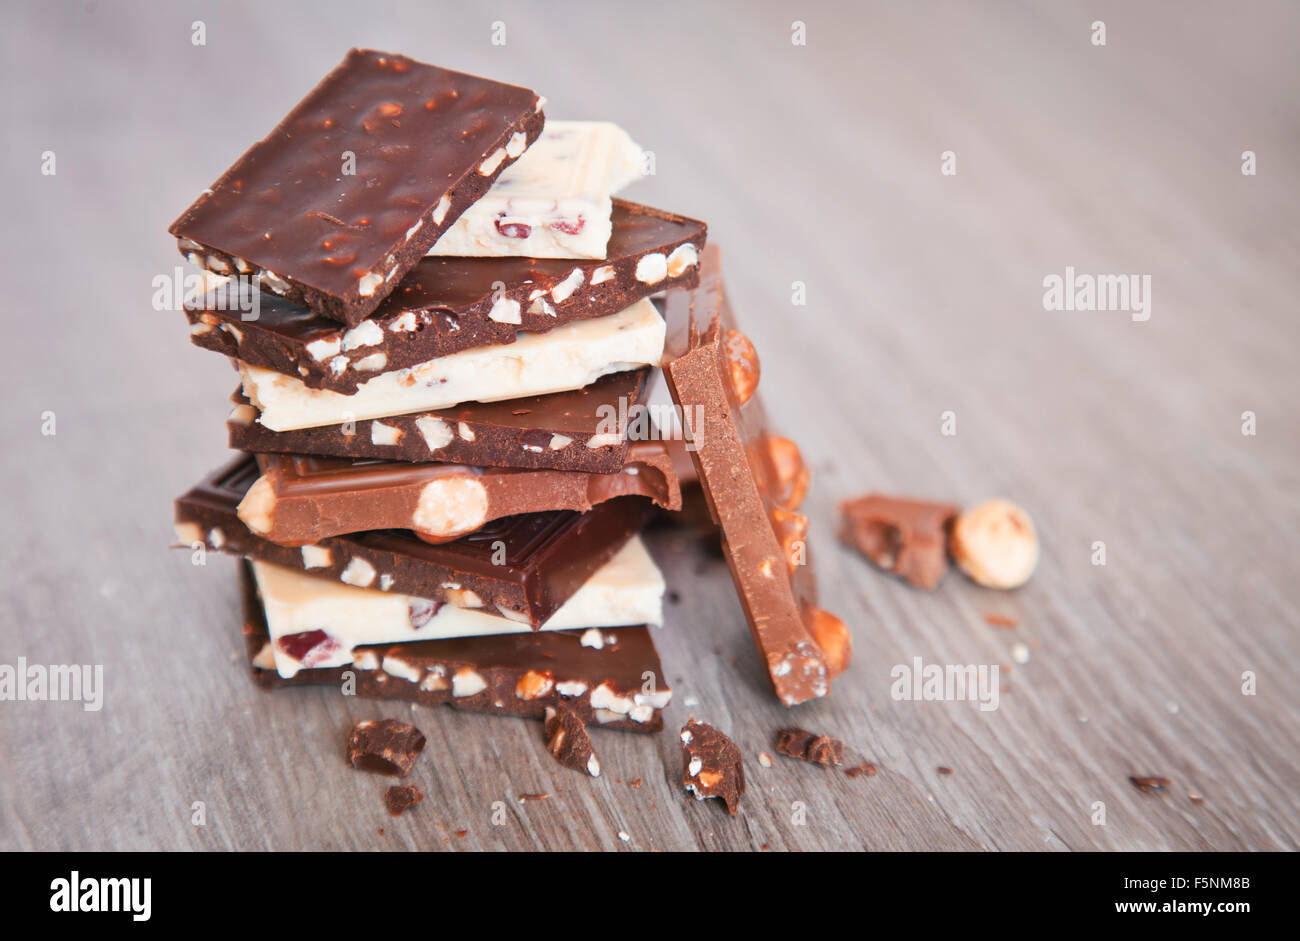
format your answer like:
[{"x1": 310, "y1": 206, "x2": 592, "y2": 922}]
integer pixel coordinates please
[{"x1": 171, "y1": 50, "x2": 851, "y2": 770}]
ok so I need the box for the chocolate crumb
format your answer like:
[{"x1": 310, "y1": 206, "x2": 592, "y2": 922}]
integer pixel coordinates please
[
  {"x1": 937, "y1": 766, "x2": 954, "y2": 775},
  {"x1": 544, "y1": 704, "x2": 601, "y2": 777},
  {"x1": 1189, "y1": 792, "x2": 1205, "y2": 804},
  {"x1": 519, "y1": 792, "x2": 550, "y2": 802},
  {"x1": 628, "y1": 778, "x2": 643, "y2": 788},
  {"x1": 384, "y1": 784, "x2": 423, "y2": 816},
  {"x1": 844, "y1": 762, "x2": 877, "y2": 778},
  {"x1": 454, "y1": 829, "x2": 468, "y2": 838},
  {"x1": 985, "y1": 613, "x2": 1018, "y2": 628},
  {"x1": 680, "y1": 719, "x2": 745, "y2": 815},
  {"x1": 346, "y1": 718, "x2": 426, "y2": 776},
  {"x1": 1130, "y1": 775, "x2": 1172, "y2": 793},
  {"x1": 775, "y1": 728, "x2": 844, "y2": 767}
]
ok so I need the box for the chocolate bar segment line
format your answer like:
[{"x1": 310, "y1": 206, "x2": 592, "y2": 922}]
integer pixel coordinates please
[
  {"x1": 187, "y1": 200, "x2": 705, "y2": 393},
  {"x1": 239, "y1": 298, "x2": 666, "y2": 432},
  {"x1": 170, "y1": 49, "x2": 546, "y2": 326},
  {"x1": 176, "y1": 454, "x2": 653, "y2": 627},
  {"x1": 239, "y1": 563, "x2": 671, "y2": 733},
  {"x1": 226, "y1": 369, "x2": 650, "y2": 473},
  {"x1": 240, "y1": 441, "x2": 681, "y2": 546}
]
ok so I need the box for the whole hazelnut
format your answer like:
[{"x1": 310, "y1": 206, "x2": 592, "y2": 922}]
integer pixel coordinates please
[{"x1": 949, "y1": 499, "x2": 1039, "y2": 589}]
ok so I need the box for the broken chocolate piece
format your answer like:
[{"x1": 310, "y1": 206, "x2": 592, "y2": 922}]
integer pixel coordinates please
[
  {"x1": 838, "y1": 493, "x2": 959, "y2": 590},
  {"x1": 175, "y1": 454, "x2": 652, "y2": 627},
  {"x1": 346, "y1": 718, "x2": 426, "y2": 775},
  {"x1": 662, "y1": 247, "x2": 850, "y2": 705},
  {"x1": 239, "y1": 563, "x2": 671, "y2": 733},
  {"x1": 226, "y1": 369, "x2": 652, "y2": 473},
  {"x1": 844, "y1": 761, "x2": 877, "y2": 778},
  {"x1": 544, "y1": 705, "x2": 601, "y2": 777},
  {"x1": 170, "y1": 49, "x2": 545, "y2": 325},
  {"x1": 189, "y1": 201, "x2": 706, "y2": 392},
  {"x1": 384, "y1": 784, "x2": 423, "y2": 816},
  {"x1": 239, "y1": 442, "x2": 681, "y2": 546},
  {"x1": 774, "y1": 728, "x2": 845, "y2": 767},
  {"x1": 680, "y1": 719, "x2": 744, "y2": 815}
]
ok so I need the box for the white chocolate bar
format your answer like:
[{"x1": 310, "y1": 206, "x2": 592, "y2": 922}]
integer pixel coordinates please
[
  {"x1": 256, "y1": 536, "x2": 665, "y2": 678},
  {"x1": 427, "y1": 121, "x2": 645, "y2": 259},
  {"x1": 240, "y1": 298, "x2": 666, "y2": 431}
]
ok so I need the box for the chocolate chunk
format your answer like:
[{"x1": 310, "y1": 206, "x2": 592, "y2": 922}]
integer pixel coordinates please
[
  {"x1": 384, "y1": 784, "x2": 423, "y2": 816},
  {"x1": 838, "y1": 493, "x2": 959, "y2": 590},
  {"x1": 189, "y1": 201, "x2": 706, "y2": 392},
  {"x1": 662, "y1": 247, "x2": 850, "y2": 705},
  {"x1": 774, "y1": 728, "x2": 844, "y2": 767},
  {"x1": 170, "y1": 49, "x2": 545, "y2": 325},
  {"x1": 239, "y1": 563, "x2": 670, "y2": 733},
  {"x1": 241, "y1": 442, "x2": 681, "y2": 547},
  {"x1": 346, "y1": 718, "x2": 426, "y2": 776},
  {"x1": 227, "y1": 369, "x2": 651, "y2": 473},
  {"x1": 680, "y1": 719, "x2": 745, "y2": 815},
  {"x1": 175, "y1": 455, "x2": 652, "y2": 627},
  {"x1": 544, "y1": 705, "x2": 601, "y2": 777}
]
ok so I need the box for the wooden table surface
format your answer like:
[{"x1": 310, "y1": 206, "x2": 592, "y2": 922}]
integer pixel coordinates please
[{"x1": 2, "y1": 0, "x2": 1296, "y2": 851}]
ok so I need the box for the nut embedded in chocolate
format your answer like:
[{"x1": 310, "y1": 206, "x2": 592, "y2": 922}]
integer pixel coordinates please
[
  {"x1": 774, "y1": 728, "x2": 845, "y2": 767},
  {"x1": 543, "y1": 705, "x2": 601, "y2": 777},
  {"x1": 680, "y1": 719, "x2": 745, "y2": 815},
  {"x1": 384, "y1": 784, "x2": 424, "y2": 816},
  {"x1": 838, "y1": 493, "x2": 959, "y2": 590},
  {"x1": 346, "y1": 718, "x2": 426, "y2": 776}
]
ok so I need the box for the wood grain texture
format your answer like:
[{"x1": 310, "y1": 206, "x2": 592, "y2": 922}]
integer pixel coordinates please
[{"x1": 1, "y1": 0, "x2": 1296, "y2": 851}]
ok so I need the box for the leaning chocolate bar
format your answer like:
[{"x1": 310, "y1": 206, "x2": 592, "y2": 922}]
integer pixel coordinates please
[
  {"x1": 240, "y1": 564, "x2": 671, "y2": 732},
  {"x1": 169, "y1": 49, "x2": 545, "y2": 326},
  {"x1": 175, "y1": 455, "x2": 652, "y2": 627},
  {"x1": 187, "y1": 201, "x2": 704, "y2": 394},
  {"x1": 239, "y1": 443, "x2": 681, "y2": 546},
  {"x1": 662, "y1": 247, "x2": 851, "y2": 705},
  {"x1": 226, "y1": 369, "x2": 651, "y2": 473}
]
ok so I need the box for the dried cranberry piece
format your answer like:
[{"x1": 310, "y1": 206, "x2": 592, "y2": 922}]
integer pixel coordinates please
[
  {"x1": 408, "y1": 598, "x2": 444, "y2": 628},
  {"x1": 277, "y1": 629, "x2": 340, "y2": 666},
  {"x1": 549, "y1": 215, "x2": 585, "y2": 235},
  {"x1": 494, "y1": 216, "x2": 532, "y2": 239}
]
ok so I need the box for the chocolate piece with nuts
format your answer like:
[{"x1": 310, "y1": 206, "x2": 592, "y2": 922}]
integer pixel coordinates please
[
  {"x1": 227, "y1": 370, "x2": 653, "y2": 474},
  {"x1": 346, "y1": 718, "x2": 426, "y2": 775},
  {"x1": 170, "y1": 49, "x2": 545, "y2": 326},
  {"x1": 662, "y1": 247, "x2": 851, "y2": 706},
  {"x1": 189, "y1": 201, "x2": 706, "y2": 392},
  {"x1": 838, "y1": 494, "x2": 959, "y2": 590},
  {"x1": 384, "y1": 784, "x2": 423, "y2": 816},
  {"x1": 239, "y1": 443, "x2": 681, "y2": 547},
  {"x1": 544, "y1": 705, "x2": 601, "y2": 777},
  {"x1": 239, "y1": 562, "x2": 670, "y2": 733},
  {"x1": 774, "y1": 728, "x2": 844, "y2": 767},
  {"x1": 949, "y1": 499, "x2": 1039, "y2": 590},
  {"x1": 680, "y1": 719, "x2": 745, "y2": 815}
]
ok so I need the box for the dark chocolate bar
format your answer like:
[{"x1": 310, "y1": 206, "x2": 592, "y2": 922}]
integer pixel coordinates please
[
  {"x1": 226, "y1": 368, "x2": 651, "y2": 473},
  {"x1": 170, "y1": 49, "x2": 545, "y2": 326},
  {"x1": 662, "y1": 247, "x2": 851, "y2": 706},
  {"x1": 241, "y1": 442, "x2": 681, "y2": 546},
  {"x1": 176, "y1": 455, "x2": 651, "y2": 626},
  {"x1": 187, "y1": 200, "x2": 705, "y2": 392},
  {"x1": 239, "y1": 563, "x2": 670, "y2": 732}
]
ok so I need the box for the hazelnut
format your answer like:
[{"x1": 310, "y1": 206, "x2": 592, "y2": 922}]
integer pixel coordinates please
[
  {"x1": 807, "y1": 607, "x2": 851, "y2": 677},
  {"x1": 771, "y1": 508, "x2": 809, "y2": 573},
  {"x1": 766, "y1": 435, "x2": 810, "y2": 510},
  {"x1": 723, "y1": 329, "x2": 760, "y2": 405},
  {"x1": 949, "y1": 499, "x2": 1039, "y2": 590}
]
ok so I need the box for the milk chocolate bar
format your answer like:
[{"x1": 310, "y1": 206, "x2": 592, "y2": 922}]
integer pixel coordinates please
[
  {"x1": 239, "y1": 442, "x2": 681, "y2": 546},
  {"x1": 176, "y1": 455, "x2": 652, "y2": 626},
  {"x1": 429, "y1": 121, "x2": 645, "y2": 259},
  {"x1": 187, "y1": 201, "x2": 705, "y2": 394},
  {"x1": 662, "y1": 248, "x2": 851, "y2": 705},
  {"x1": 227, "y1": 370, "x2": 648, "y2": 474},
  {"x1": 170, "y1": 49, "x2": 545, "y2": 326},
  {"x1": 239, "y1": 299, "x2": 665, "y2": 431},
  {"x1": 240, "y1": 564, "x2": 670, "y2": 732}
]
